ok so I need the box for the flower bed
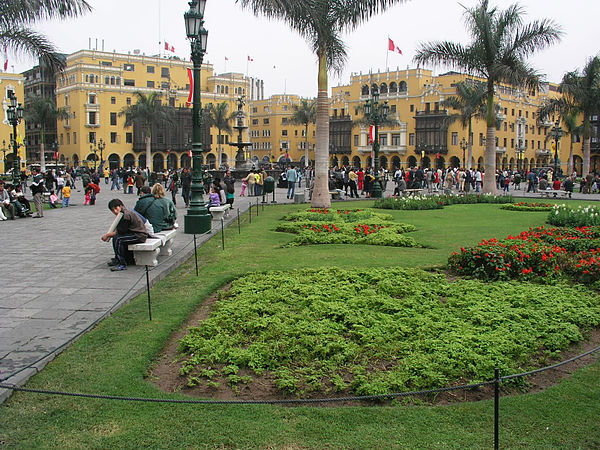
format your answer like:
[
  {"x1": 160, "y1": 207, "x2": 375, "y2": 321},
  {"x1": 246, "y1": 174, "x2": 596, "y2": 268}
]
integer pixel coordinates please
[
  {"x1": 374, "y1": 193, "x2": 514, "y2": 210},
  {"x1": 547, "y1": 204, "x2": 600, "y2": 227},
  {"x1": 501, "y1": 202, "x2": 556, "y2": 212},
  {"x1": 448, "y1": 226, "x2": 600, "y2": 282},
  {"x1": 282, "y1": 208, "x2": 393, "y2": 223}
]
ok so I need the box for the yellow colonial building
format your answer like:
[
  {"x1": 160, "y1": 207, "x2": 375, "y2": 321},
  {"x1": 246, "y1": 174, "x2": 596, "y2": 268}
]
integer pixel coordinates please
[
  {"x1": 54, "y1": 49, "x2": 256, "y2": 171},
  {"x1": 1, "y1": 73, "x2": 26, "y2": 174}
]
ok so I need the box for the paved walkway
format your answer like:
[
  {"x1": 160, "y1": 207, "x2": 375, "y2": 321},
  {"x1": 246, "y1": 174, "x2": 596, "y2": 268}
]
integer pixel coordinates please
[{"x1": 0, "y1": 180, "x2": 598, "y2": 402}]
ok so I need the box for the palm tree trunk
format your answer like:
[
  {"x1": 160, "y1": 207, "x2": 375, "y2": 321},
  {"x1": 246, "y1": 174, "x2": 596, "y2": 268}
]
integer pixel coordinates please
[
  {"x1": 304, "y1": 124, "x2": 309, "y2": 168},
  {"x1": 311, "y1": 50, "x2": 331, "y2": 208},
  {"x1": 145, "y1": 134, "x2": 152, "y2": 172},
  {"x1": 39, "y1": 142, "x2": 46, "y2": 173},
  {"x1": 483, "y1": 88, "x2": 497, "y2": 194},
  {"x1": 467, "y1": 118, "x2": 473, "y2": 169},
  {"x1": 583, "y1": 136, "x2": 591, "y2": 176},
  {"x1": 567, "y1": 139, "x2": 574, "y2": 176}
]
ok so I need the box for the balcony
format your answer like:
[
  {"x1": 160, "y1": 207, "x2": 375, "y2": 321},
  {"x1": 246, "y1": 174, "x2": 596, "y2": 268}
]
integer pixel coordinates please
[
  {"x1": 415, "y1": 109, "x2": 448, "y2": 116},
  {"x1": 357, "y1": 145, "x2": 406, "y2": 155},
  {"x1": 496, "y1": 146, "x2": 507, "y2": 154},
  {"x1": 536, "y1": 149, "x2": 552, "y2": 156},
  {"x1": 415, "y1": 144, "x2": 448, "y2": 155},
  {"x1": 85, "y1": 123, "x2": 100, "y2": 128}
]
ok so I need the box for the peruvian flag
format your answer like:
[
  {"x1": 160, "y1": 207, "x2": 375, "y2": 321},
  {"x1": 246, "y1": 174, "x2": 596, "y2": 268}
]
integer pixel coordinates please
[
  {"x1": 388, "y1": 38, "x2": 402, "y2": 55},
  {"x1": 164, "y1": 42, "x2": 175, "y2": 53},
  {"x1": 188, "y1": 149, "x2": 192, "y2": 157},
  {"x1": 186, "y1": 68, "x2": 193, "y2": 106},
  {"x1": 368, "y1": 126, "x2": 375, "y2": 144}
]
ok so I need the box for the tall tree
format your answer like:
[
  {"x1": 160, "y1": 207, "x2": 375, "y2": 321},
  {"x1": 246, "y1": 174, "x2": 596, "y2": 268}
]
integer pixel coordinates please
[
  {"x1": 24, "y1": 95, "x2": 69, "y2": 172},
  {"x1": 119, "y1": 92, "x2": 175, "y2": 171},
  {"x1": 0, "y1": 0, "x2": 91, "y2": 72},
  {"x1": 237, "y1": 0, "x2": 408, "y2": 208},
  {"x1": 559, "y1": 56, "x2": 600, "y2": 177},
  {"x1": 414, "y1": 0, "x2": 561, "y2": 193},
  {"x1": 203, "y1": 102, "x2": 234, "y2": 167},
  {"x1": 290, "y1": 98, "x2": 316, "y2": 168}
]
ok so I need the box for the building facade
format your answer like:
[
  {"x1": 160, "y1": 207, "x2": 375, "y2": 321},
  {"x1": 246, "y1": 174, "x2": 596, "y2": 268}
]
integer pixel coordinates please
[{"x1": 1, "y1": 73, "x2": 26, "y2": 173}]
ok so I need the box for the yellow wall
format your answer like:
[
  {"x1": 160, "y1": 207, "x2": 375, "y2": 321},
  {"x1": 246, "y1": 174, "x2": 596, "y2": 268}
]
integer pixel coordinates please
[{"x1": 0, "y1": 73, "x2": 26, "y2": 173}]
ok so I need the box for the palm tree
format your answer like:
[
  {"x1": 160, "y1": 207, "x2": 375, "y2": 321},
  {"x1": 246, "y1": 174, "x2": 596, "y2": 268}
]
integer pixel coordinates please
[
  {"x1": 0, "y1": 0, "x2": 91, "y2": 72},
  {"x1": 559, "y1": 56, "x2": 600, "y2": 177},
  {"x1": 414, "y1": 0, "x2": 561, "y2": 193},
  {"x1": 237, "y1": 0, "x2": 408, "y2": 208},
  {"x1": 203, "y1": 102, "x2": 234, "y2": 167},
  {"x1": 24, "y1": 95, "x2": 70, "y2": 172},
  {"x1": 119, "y1": 92, "x2": 175, "y2": 171},
  {"x1": 290, "y1": 98, "x2": 316, "y2": 168}
]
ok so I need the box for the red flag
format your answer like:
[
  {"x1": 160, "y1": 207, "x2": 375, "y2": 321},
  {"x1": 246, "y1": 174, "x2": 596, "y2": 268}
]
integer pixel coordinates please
[
  {"x1": 164, "y1": 42, "x2": 169, "y2": 51},
  {"x1": 188, "y1": 149, "x2": 192, "y2": 157},
  {"x1": 170, "y1": 45, "x2": 175, "y2": 52},
  {"x1": 164, "y1": 42, "x2": 175, "y2": 53},
  {"x1": 186, "y1": 68, "x2": 193, "y2": 106},
  {"x1": 388, "y1": 38, "x2": 402, "y2": 55},
  {"x1": 368, "y1": 126, "x2": 375, "y2": 144},
  {"x1": 247, "y1": 55, "x2": 253, "y2": 62}
]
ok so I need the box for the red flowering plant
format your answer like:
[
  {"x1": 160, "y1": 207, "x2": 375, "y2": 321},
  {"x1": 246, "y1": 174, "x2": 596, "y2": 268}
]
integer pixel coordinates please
[
  {"x1": 501, "y1": 202, "x2": 556, "y2": 212},
  {"x1": 562, "y1": 248, "x2": 600, "y2": 283}
]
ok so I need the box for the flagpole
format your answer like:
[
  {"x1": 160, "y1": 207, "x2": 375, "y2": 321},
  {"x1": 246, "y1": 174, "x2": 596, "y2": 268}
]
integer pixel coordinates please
[
  {"x1": 386, "y1": 36, "x2": 389, "y2": 71},
  {"x1": 158, "y1": 0, "x2": 161, "y2": 58}
]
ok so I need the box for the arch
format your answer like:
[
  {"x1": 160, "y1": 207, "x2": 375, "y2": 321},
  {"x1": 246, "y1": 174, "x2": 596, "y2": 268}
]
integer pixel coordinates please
[
  {"x1": 591, "y1": 156, "x2": 600, "y2": 175},
  {"x1": 509, "y1": 157, "x2": 515, "y2": 171},
  {"x1": 367, "y1": 156, "x2": 372, "y2": 168},
  {"x1": 573, "y1": 155, "x2": 583, "y2": 176},
  {"x1": 436, "y1": 156, "x2": 446, "y2": 170},
  {"x1": 379, "y1": 83, "x2": 388, "y2": 94},
  {"x1": 72, "y1": 154, "x2": 79, "y2": 167},
  {"x1": 331, "y1": 156, "x2": 339, "y2": 167},
  {"x1": 399, "y1": 81, "x2": 408, "y2": 92},
  {"x1": 168, "y1": 152, "x2": 178, "y2": 170},
  {"x1": 220, "y1": 153, "x2": 228, "y2": 167},
  {"x1": 206, "y1": 153, "x2": 217, "y2": 169},
  {"x1": 60, "y1": 154, "x2": 65, "y2": 163},
  {"x1": 449, "y1": 156, "x2": 460, "y2": 168},
  {"x1": 522, "y1": 158, "x2": 529, "y2": 172},
  {"x1": 153, "y1": 153, "x2": 164, "y2": 172},
  {"x1": 86, "y1": 153, "x2": 98, "y2": 162},
  {"x1": 262, "y1": 156, "x2": 271, "y2": 163},
  {"x1": 421, "y1": 156, "x2": 431, "y2": 168},
  {"x1": 391, "y1": 156, "x2": 401, "y2": 169},
  {"x1": 341, "y1": 156, "x2": 350, "y2": 167},
  {"x1": 352, "y1": 155, "x2": 362, "y2": 168},
  {"x1": 389, "y1": 82, "x2": 398, "y2": 93},
  {"x1": 108, "y1": 153, "x2": 121, "y2": 170},
  {"x1": 477, "y1": 156, "x2": 484, "y2": 170},
  {"x1": 180, "y1": 153, "x2": 191, "y2": 169},
  {"x1": 122, "y1": 153, "x2": 134, "y2": 169},
  {"x1": 138, "y1": 154, "x2": 146, "y2": 169},
  {"x1": 502, "y1": 157, "x2": 508, "y2": 170},
  {"x1": 361, "y1": 85, "x2": 370, "y2": 96},
  {"x1": 371, "y1": 83, "x2": 379, "y2": 96},
  {"x1": 251, "y1": 155, "x2": 259, "y2": 164},
  {"x1": 407, "y1": 155, "x2": 417, "y2": 168}
]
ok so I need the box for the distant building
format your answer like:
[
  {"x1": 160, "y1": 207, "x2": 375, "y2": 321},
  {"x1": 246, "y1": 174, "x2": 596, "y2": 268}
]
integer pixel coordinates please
[{"x1": 0, "y1": 73, "x2": 26, "y2": 173}]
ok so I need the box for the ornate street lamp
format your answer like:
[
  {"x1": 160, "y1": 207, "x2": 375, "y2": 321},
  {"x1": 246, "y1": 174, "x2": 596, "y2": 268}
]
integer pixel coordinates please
[
  {"x1": 550, "y1": 119, "x2": 563, "y2": 177},
  {"x1": 363, "y1": 85, "x2": 389, "y2": 198},
  {"x1": 1, "y1": 140, "x2": 7, "y2": 174},
  {"x1": 6, "y1": 94, "x2": 24, "y2": 186},
  {"x1": 97, "y1": 138, "x2": 106, "y2": 171},
  {"x1": 184, "y1": 0, "x2": 211, "y2": 235},
  {"x1": 90, "y1": 143, "x2": 98, "y2": 171},
  {"x1": 459, "y1": 137, "x2": 467, "y2": 169}
]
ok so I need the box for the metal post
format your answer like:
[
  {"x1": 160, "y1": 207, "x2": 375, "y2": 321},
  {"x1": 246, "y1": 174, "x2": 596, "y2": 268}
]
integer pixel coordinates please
[
  {"x1": 221, "y1": 218, "x2": 225, "y2": 250},
  {"x1": 249, "y1": 202, "x2": 252, "y2": 223},
  {"x1": 494, "y1": 367, "x2": 500, "y2": 450},
  {"x1": 193, "y1": 234, "x2": 199, "y2": 277},
  {"x1": 145, "y1": 265, "x2": 152, "y2": 321},
  {"x1": 237, "y1": 209, "x2": 241, "y2": 234},
  {"x1": 272, "y1": 188, "x2": 277, "y2": 203},
  {"x1": 256, "y1": 197, "x2": 259, "y2": 215}
]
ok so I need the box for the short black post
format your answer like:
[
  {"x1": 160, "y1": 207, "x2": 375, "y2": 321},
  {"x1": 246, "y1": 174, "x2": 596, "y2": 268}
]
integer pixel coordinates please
[
  {"x1": 256, "y1": 198, "x2": 259, "y2": 215},
  {"x1": 145, "y1": 265, "x2": 152, "y2": 321},
  {"x1": 262, "y1": 192, "x2": 267, "y2": 204},
  {"x1": 494, "y1": 367, "x2": 500, "y2": 450},
  {"x1": 237, "y1": 209, "x2": 241, "y2": 234},
  {"x1": 249, "y1": 203, "x2": 252, "y2": 223},
  {"x1": 272, "y1": 189, "x2": 277, "y2": 204},
  {"x1": 193, "y1": 234, "x2": 199, "y2": 277},
  {"x1": 221, "y1": 218, "x2": 225, "y2": 250}
]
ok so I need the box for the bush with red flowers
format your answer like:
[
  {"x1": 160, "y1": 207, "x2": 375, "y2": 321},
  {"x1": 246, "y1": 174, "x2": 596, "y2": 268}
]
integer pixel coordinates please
[{"x1": 500, "y1": 202, "x2": 556, "y2": 212}]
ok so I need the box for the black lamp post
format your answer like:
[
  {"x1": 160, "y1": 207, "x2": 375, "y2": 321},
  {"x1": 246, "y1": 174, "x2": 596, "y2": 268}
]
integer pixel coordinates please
[
  {"x1": 184, "y1": 0, "x2": 211, "y2": 235},
  {"x1": 1, "y1": 140, "x2": 7, "y2": 174},
  {"x1": 6, "y1": 93, "x2": 24, "y2": 186},
  {"x1": 52, "y1": 141, "x2": 59, "y2": 173},
  {"x1": 363, "y1": 85, "x2": 389, "y2": 198},
  {"x1": 97, "y1": 138, "x2": 105, "y2": 171},
  {"x1": 460, "y1": 137, "x2": 467, "y2": 169},
  {"x1": 550, "y1": 119, "x2": 563, "y2": 177},
  {"x1": 90, "y1": 143, "x2": 97, "y2": 171}
]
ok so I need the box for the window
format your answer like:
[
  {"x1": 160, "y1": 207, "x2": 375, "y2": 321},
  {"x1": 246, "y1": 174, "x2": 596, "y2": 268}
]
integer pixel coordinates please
[
  {"x1": 392, "y1": 134, "x2": 400, "y2": 146},
  {"x1": 126, "y1": 97, "x2": 131, "y2": 106},
  {"x1": 511, "y1": 138, "x2": 514, "y2": 148},
  {"x1": 101, "y1": 61, "x2": 112, "y2": 66},
  {"x1": 504, "y1": 122, "x2": 507, "y2": 131},
  {"x1": 379, "y1": 134, "x2": 387, "y2": 146},
  {"x1": 526, "y1": 111, "x2": 529, "y2": 118},
  {"x1": 88, "y1": 111, "x2": 97, "y2": 125},
  {"x1": 111, "y1": 132, "x2": 117, "y2": 143},
  {"x1": 282, "y1": 130, "x2": 288, "y2": 136},
  {"x1": 169, "y1": 97, "x2": 175, "y2": 107},
  {"x1": 511, "y1": 109, "x2": 515, "y2": 116},
  {"x1": 105, "y1": 76, "x2": 109, "y2": 85},
  {"x1": 252, "y1": 119, "x2": 258, "y2": 125},
  {"x1": 295, "y1": 130, "x2": 298, "y2": 136},
  {"x1": 66, "y1": 133, "x2": 70, "y2": 145},
  {"x1": 126, "y1": 132, "x2": 132, "y2": 143},
  {"x1": 124, "y1": 64, "x2": 134, "y2": 71},
  {"x1": 124, "y1": 79, "x2": 135, "y2": 87},
  {"x1": 89, "y1": 132, "x2": 96, "y2": 143},
  {"x1": 282, "y1": 117, "x2": 288, "y2": 124},
  {"x1": 410, "y1": 105, "x2": 414, "y2": 112},
  {"x1": 88, "y1": 94, "x2": 96, "y2": 104},
  {"x1": 409, "y1": 133, "x2": 415, "y2": 146},
  {"x1": 73, "y1": 132, "x2": 77, "y2": 145},
  {"x1": 479, "y1": 133, "x2": 484, "y2": 146},
  {"x1": 60, "y1": 134, "x2": 64, "y2": 145},
  {"x1": 161, "y1": 67, "x2": 170, "y2": 78},
  {"x1": 262, "y1": 130, "x2": 271, "y2": 137},
  {"x1": 355, "y1": 107, "x2": 359, "y2": 115},
  {"x1": 282, "y1": 105, "x2": 288, "y2": 111},
  {"x1": 147, "y1": 81, "x2": 155, "y2": 88},
  {"x1": 390, "y1": 105, "x2": 396, "y2": 113},
  {"x1": 111, "y1": 97, "x2": 116, "y2": 104},
  {"x1": 263, "y1": 118, "x2": 269, "y2": 125},
  {"x1": 354, "y1": 135, "x2": 359, "y2": 146},
  {"x1": 147, "y1": 66, "x2": 155, "y2": 73},
  {"x1": 110, "y1": 112, "x2": 117, "y2": 126},
  {"x1": 452, "y1": 132, "x2": 458, "y2": 146},
  {"x1": 252, "y1": 107, "x2": 257, "y2": 113}
]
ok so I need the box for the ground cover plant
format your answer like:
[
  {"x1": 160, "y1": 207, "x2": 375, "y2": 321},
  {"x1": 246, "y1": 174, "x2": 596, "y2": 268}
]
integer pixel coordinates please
[
  {"x1": 2, "y1": 200, "x2": 600, "y2": 448},
  {"x1": 548, "y1": 203, "x2": 600, "y2": 227},
  {"x1": 178, "y1": 267, "x2": 600, "y2": 398},
  {"x1": 500, "y1": 202, "x2": 556, "y2": 212},
  {"x1": 276, "y1": 208, "x2": 419, "y2": 247},
  {"x1": 374, "y1": 193, "x2": 514, "y2": 210},
  {"x1": 448, "y1": 226, "x2": 600, "y2": 283}
]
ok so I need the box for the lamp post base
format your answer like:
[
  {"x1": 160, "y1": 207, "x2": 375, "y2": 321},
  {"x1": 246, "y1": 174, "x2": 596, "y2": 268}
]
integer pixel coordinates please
[
  {"x1": 371, "y1": 177, "x2": 383, "y2": 198},
  {"x1": 184, "y1": 213, "x2": 211, "y2": 235}
]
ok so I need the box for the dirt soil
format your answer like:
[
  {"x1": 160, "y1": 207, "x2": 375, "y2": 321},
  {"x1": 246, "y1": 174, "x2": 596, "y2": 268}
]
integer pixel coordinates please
[{"x1": 148, "y1": 284, "x2": 600, "y2": 406}]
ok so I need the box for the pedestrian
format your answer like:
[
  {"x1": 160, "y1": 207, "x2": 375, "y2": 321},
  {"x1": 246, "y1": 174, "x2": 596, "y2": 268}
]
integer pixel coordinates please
[
  {"x1": 30, "y1": 167, "x2": 45, "y2": 218},
  {"x1": 224, "y1": 170, "x2": 235, "y2": 207},
  {"x1": 181, "y1": 168, "x2": 192, "y2": 207},
  {"x1": 286, "y1": 165, "x2": 298, "y2": 199},
  {"x1": 62, "y1": 184, "x2": 71, "y2": 207}
]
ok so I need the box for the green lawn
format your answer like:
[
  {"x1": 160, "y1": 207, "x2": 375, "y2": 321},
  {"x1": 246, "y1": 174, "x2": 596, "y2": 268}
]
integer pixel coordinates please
[{"x1": 1, "y1": 198, "x2": 599, "y2": 449}]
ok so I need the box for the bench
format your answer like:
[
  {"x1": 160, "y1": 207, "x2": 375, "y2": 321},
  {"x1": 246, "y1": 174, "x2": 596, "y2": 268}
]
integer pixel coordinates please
[
  {"x1": 404, "y1": 189, "x2": 424, "y2": 197},
  {"x1": 128, "y1": 228, "x2": 177, "y2": 266},
  {"x1": 210, "y1": 204, "x2": 231, "y2": 221},
  {"x1": 539, "y1": 189, "x2": 569, "y2": 198},
  {"x1": 329, "y1": 191, "x2": 341, "y2": 200},
  {"x1": 42, "y1": 192, "x2": 51, "y2": 203}
]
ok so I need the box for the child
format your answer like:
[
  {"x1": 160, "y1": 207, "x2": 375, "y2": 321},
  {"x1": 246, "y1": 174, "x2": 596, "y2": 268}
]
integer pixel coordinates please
[
  {"x1": 49, "y1": 190, "x2": 59, "y2": 208},
  {"x1": 84, "y1": 186, "x2": 91, "y2": 205},
  {"x1": 62, "y1": 183, "x2": 71, "y2": 207},
  {"x1": 127, "y1": 176, "x2": 134, "y2": 194},
  {"x1": 240, "y1": 178, "x2": 248, "y2": 197},
  {"x1": 207, "y1": 186, "x2": 221, "y2": 212}
]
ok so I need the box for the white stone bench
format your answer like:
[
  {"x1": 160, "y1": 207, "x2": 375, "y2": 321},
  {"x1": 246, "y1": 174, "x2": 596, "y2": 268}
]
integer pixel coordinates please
[
  {"x1": 128, "y1": 228, "x2": 177, "y2": 266},
  {"x1": 210, "y1": 204, "x2": 231, "y2": 221},
  {"x1": 540, "y1": 189, "x2": 568, "y2": 198}
]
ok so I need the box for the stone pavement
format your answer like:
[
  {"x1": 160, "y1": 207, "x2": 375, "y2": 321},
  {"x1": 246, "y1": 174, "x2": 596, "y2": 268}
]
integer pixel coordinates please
[{"x1": 0, "y1": 179, "x2": 598, "y2": 402}]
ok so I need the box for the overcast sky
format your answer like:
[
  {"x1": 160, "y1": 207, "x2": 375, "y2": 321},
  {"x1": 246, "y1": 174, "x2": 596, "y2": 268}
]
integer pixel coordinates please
[{"x1": 10, "y1": 0, "x2": 599, "y2": 98}]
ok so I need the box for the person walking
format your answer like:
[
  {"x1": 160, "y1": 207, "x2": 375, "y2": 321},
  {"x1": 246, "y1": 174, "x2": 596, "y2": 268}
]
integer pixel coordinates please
[
  {"x1": 62, "y1": 183, "x2": 71, "y2": 207},
  {"x1": 223, "y1": 170, "x2": 235, "y2": 207},
  {"x1": 30, "y1": 168, "x2": 45, "y2": 218},
  {"x1": 286, "y1": 165, "x2": 298, "y2": 199}
]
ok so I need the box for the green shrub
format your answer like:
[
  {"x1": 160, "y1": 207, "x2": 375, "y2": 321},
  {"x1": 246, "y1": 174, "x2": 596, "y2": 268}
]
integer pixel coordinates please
[
  {"x1": 374, "y1": 194, "x2": 514, "y2": 210},
  {"x1": 547, "y1": 204, "x2": 600, "y2": 227}
]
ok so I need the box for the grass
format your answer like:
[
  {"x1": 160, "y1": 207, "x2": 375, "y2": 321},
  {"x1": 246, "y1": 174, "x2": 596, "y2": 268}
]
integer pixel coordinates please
[{"x1": 1, "y1": 198, "x2": 600, "y2": 448}]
